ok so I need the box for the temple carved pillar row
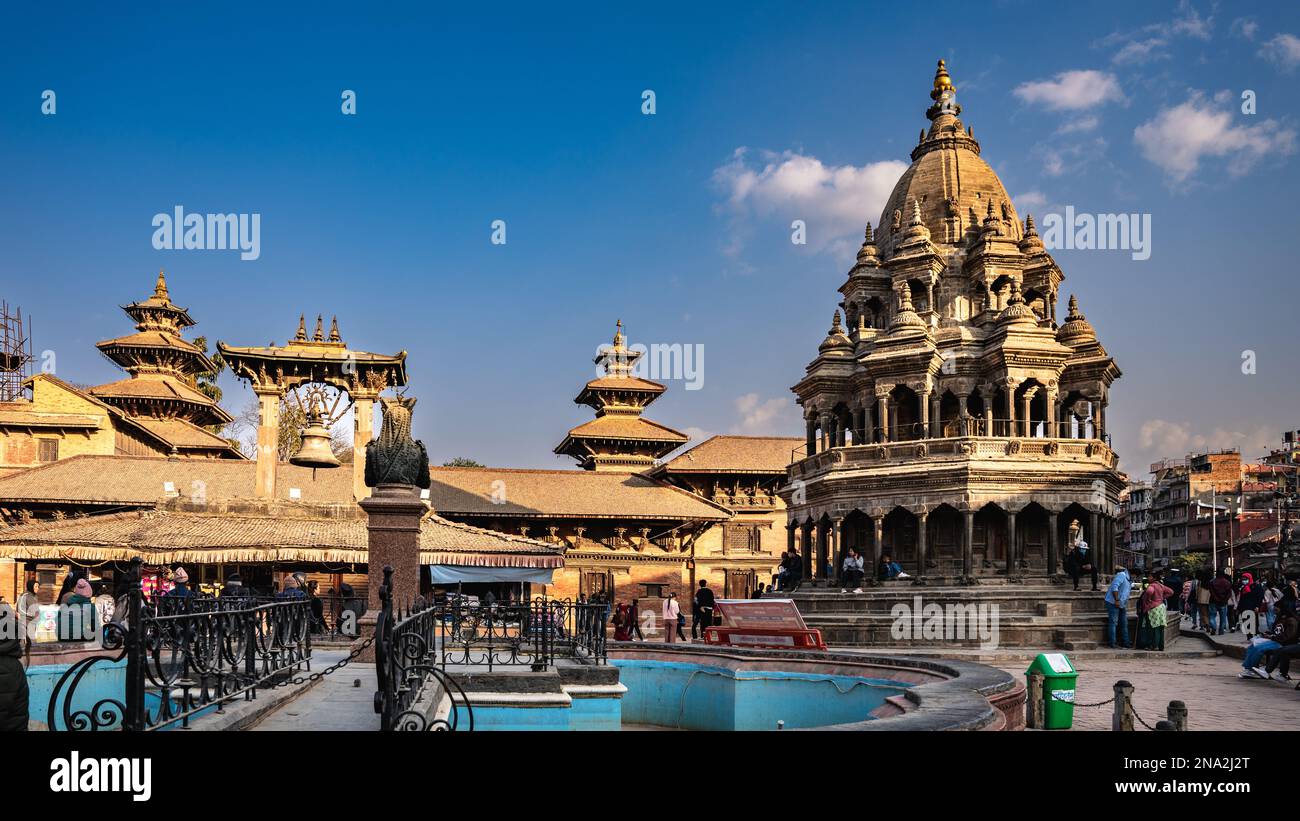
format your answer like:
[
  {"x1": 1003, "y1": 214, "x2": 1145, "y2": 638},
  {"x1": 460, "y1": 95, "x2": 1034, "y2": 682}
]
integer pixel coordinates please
[{"x1": 254, "y1": 387, "x2": 281, "y2": 499}]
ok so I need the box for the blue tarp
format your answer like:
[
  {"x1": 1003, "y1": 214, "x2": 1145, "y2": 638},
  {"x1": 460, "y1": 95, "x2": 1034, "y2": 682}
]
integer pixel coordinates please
[{"x1": 425, "y1": 565, "x2": 556, "y2": 585}]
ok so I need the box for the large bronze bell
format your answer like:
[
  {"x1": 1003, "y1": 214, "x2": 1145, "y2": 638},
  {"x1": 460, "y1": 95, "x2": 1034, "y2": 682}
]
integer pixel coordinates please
[{"x1": 290, "y1": 409, "x2": 341, "y2": 469}]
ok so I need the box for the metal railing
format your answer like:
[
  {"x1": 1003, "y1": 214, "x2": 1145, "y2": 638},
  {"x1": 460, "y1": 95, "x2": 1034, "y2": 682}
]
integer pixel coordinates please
[
  {"x1": 434, "y1": 596, "x2": 608, "y2": 671},
  {"x1": 373, "y1": 567, "x2": 472, "y2": 732},
  {"x1": 47, "y1": 557, "x2": 313, "y2": 732},
  {"x1": 791, "y1": 418, "x2": 1110, "y2": 461}
]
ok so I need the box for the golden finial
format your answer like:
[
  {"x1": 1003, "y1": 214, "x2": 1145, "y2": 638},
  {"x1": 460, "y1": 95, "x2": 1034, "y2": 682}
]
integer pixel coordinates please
[
  {"x1": 295, "y1": 314, "x2": 307, "y2": 342},
  {"x1": 328, "y1": 316, "x2": 341, "y2": 343},
  {"x1": 154, "y1": 269, "x2": 169, "y2": 300},
  {"x1": 613, "y1": 318, "x2": 625, "y2": 346},
  {"x1": 313, "y1": 314, "x2": 324, "y2": 342},
  {"x1": 931, "y1": 58, "x2": 954, "y2": 101}
]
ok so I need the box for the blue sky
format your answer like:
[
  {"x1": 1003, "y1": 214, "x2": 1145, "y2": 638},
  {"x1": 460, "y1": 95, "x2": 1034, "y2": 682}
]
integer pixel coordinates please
[{"x1": 2, "y1": 1, "x2": 1299, "y2": 475}]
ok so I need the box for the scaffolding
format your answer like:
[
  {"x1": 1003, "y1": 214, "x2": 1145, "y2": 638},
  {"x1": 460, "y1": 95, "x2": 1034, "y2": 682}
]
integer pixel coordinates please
[{"x1": 0, "y1": 301, "x2": 33, "y2": 402}]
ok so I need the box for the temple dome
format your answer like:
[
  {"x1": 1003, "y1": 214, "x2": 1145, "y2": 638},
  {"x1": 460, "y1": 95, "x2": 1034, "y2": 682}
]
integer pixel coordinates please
[{"x1": 876, "y1": 61, "x2": 1022, "y2": 254}]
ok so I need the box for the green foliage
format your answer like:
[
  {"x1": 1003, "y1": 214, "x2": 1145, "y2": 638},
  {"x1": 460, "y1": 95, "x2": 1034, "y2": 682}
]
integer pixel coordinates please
[
  {"x1": 442, "y1": 457, "x2": 484, "y2": 468},
  {"x1": 1172, "y1": 552, "x2": 1207, "y2": 575}
]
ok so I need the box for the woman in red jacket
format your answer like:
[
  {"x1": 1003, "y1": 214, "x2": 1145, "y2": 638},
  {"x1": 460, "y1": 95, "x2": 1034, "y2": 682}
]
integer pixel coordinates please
[{"x1": 1136, "y1": 570, "x2": 1175, "y2": 651}]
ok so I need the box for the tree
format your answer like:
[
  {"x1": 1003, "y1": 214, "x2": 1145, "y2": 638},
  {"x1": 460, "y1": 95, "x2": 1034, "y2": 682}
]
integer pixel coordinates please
[
  {"x1": 232, "y1": 397, "x2": 352, "y2": 462},
  {"x1": 191, "y1": 336, "x2": 225, "y2": 405},
  {"x1": 443, "y1": 457, "x2": 484, "y2": 468},
  {"x1": 1172, "y1": 552, "x2": 1207, "y2": 576}
]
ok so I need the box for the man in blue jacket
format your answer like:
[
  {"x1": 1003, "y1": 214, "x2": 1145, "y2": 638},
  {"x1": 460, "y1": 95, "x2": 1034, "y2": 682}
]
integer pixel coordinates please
[{"x1": 1105, "y1": 564, "x2": 1133, "y2": 649}]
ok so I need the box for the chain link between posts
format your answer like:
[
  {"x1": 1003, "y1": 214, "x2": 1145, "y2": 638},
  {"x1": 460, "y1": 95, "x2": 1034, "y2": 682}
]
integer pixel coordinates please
[{"x1": 271, "y1": 636, "x2": 375, "y2": 688}]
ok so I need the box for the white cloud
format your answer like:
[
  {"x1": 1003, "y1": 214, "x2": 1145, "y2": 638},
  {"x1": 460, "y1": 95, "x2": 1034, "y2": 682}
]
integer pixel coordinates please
[
  {"x1": 1231, "y1": 18, "x2": 1259, "y2": 40},
  {"x1": 712, "y1": 148, "x2": 907, "y2": 255},
  {"x1": 1136, "y1": 419, "x2": 1277, "y2": 465},
  {"x1": 1057, "y1": 115, "x2": 1100, "y2": 135},
  {"x1": 730, "y1": 393, "x2": 800, "y2": 436},
  {"x1": 1260, "y1": 33, "x2": 1300, "y2": 72},
  {"x1": 1112, "y1": 38, "x2": 1168, "y2": 65},
  {"x1": 1096, "y1": 2, "x2": 1214, "y2": 63},
  {"x1": 1133, "y1": 92, "x2": 1297, "y2": 182},
  {"x1": 1014, "y1": 70, "x2": 1125, "y2": 111},
  {"x1": 1013, "y1": 190, "x2": 1048, "y2": 211}
]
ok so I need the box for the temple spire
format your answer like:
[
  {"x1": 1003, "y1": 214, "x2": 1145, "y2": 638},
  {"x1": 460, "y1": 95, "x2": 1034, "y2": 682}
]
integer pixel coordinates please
[
  {"x1": 154, "y1": 270, "x2": 169, "y2": 301},
  {"x1": 295, "y1": 315, "x2": 307, "y2": 343}
]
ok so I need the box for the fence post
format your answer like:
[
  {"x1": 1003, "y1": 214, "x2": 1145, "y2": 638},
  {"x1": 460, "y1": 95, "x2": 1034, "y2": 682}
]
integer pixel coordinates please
[
  {"x1": 124, "y1": 557, "x2": 145, "y2": 731},
  {"x1": 1026, "y1": 672, "x2": 1044, "y2": 730},
  {"x1": 1166, "y1": 699, "x2": 1188, "y2": 731},
  {"x1": 1112, "y1": 679, "x2": 1134, "y2": 732}
]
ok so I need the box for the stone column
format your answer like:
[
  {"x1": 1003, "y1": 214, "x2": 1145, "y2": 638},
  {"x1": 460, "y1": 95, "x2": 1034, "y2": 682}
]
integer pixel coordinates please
[
  {"x1": 929, "y1": 393, "x2": 941, "y2": 438},
  {"x1": 254, "y1": 388, "x2": 281, "y2": 499},
  {"x1": 872, "y1": 515, "x2": 885, "y2": 577},
  {"x1": 1047, "y1": 510, "x2": 1059, "y2": 575},
  {"x1": 805, "y1": 416, "x2": 816, "y2": 455},
  {"x1": 1046, "y1": 388, "x2": 1060, "y2": 438},
  {"x1": 1021, "y1": 386, "x2": 1038, "y2": 437},
  {"x1": 864, "y1": 400, "x2": 875, "y2": 443},
  {"x1": 918, "y1": 390, "x2": 930, "y2": 440},
  {"x1": 877, "y1": 394, "x2": 891, "y2": 443},
  {"x1": 980, "y1": 387, "x2": 995, "y2": 437},
  {"x1": 915, "y1": 510, "x2": 929, "y2": 579},
  {"x1": 352, "y1": 393, "x2": 376, "y2": 502},
  {"x1": 1096, "y1": 400, "x2": 1107, "y2": 442},
  {"x1": 1006, "y1": 509, "x2": 1018, "y2": 574},
  {"x1": 1005, "y1": 380, "x2": 1019, "y2": 439},
  {"x1": 787, "y1": 521, "x2": 796, "y2": 557},
  {"x1": 801, "y1": 521, "x2": 813, "y2": 578},
  {"x1": 819, "y1": 413, "x2": 831, "y2": 452},
  {"x1": 963, "y1": 509, "x2": 975, "y2": 578},
  {"x1": 355, "y1": 483, "x2": 425, "y2": 662},
  {"x1": 1088, "y1": 510, "x2": 1101, "y2": 572},
  {"x1": 830, "y1": 518, "x2": 843, "y2": 584}
]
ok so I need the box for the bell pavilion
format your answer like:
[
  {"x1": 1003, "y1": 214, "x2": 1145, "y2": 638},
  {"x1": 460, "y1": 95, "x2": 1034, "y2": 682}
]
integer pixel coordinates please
[{"x1": 780, "y1": 60, "x2": 1124, "y2": 585}]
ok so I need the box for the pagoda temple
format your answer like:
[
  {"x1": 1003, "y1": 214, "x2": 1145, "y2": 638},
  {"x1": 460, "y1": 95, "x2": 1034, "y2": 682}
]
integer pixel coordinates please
[{"x1": 553, "y1": 321, "x2": 689, "y2": 472}]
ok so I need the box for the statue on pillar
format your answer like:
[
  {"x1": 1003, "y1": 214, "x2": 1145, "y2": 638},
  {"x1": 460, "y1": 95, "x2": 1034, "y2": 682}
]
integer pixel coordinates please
[{"x1": 364, "y1": 396, "x2": 431, "y2": 489}]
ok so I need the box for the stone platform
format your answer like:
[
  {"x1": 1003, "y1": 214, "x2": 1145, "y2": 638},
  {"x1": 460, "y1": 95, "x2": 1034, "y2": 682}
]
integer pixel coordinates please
[{"x1": 785, "y1": 576, "x2": 1163, "y2": 651}]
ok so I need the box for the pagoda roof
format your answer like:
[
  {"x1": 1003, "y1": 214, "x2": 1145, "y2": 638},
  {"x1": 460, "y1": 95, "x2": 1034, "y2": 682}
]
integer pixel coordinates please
[
  {"x1": 116, "y1": 416, "x2": 244, "y2": 457},
  {"x1": 89, "y1": 376, "x2": 234, "y2": 425},
  {"x1": 653, "y1": 435, "x2": 801, "y2": 475},
  {"x1": 95, "y1": 331, "x2": 216, "y2": 372}
]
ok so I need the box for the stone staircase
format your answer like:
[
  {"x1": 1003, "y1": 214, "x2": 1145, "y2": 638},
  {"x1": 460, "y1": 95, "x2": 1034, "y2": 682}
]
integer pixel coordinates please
[{"x1": 786, "y1": 577, "x2": 1120, "y2": 651}]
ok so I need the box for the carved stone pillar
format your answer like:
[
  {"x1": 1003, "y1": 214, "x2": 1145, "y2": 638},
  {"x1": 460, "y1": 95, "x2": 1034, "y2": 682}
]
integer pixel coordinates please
[
  {"x1": 963, "y1": 509, "x2": 975, "y2": 578},
  {"x1": 872, "y1": 515, "x2": 885, "y2": 575},
  {"x1": 1006, "y1": 509, "x2": 1018, "y2": 574},
  {"x1": 915, "y1": 510, "x2": 929, "y2": 579},
  {"x1": 819, "y1": 413, "x2": 831, "y2": 452},
  {"x1": 918, "y1": 390, "x2": 931, "y2": 440},
  {"x1": 805, "y1": 416, "x2": 816, "y2": 455},
  {"x1": 1047, "y1": 510, "x2": 1059, "y2": 575},
  {"x1": 929, "y1": 393, "x2": 941, "y2": 438},
  {"x1": 1021, "y1": 386, "x2": 1038, "y2": 438},
  {"x1": 1005, "y1": 379, "x2": 1019, "y2": 438},
  {"x1": 831, "y1": 518, "x2": 843, "y2": 583},
  {"x1": 877, "y1": 391, "x2": 891, "y2": 443},
  {"x1": 864, "y1": 399, "x2": 875, "y2": 443},
  {"x1": 352, "y1": 392, "x2": 377, "y2": 502},
  {"x1": 979, "y1": 387, "x2": 995, "y2": 437},
  {"x1": 254, "y1": 388, "x2": 281, "y2": 499}
]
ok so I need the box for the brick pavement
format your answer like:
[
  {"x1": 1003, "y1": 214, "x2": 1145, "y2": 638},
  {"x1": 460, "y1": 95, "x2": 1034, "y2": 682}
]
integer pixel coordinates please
[{"x1": 999, "y1": 653, "x2": 1300, "y2": 731}]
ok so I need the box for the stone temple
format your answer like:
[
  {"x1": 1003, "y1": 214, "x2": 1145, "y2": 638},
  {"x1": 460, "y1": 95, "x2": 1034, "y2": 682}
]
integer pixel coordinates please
[{"x1": 780, "y1": 60, "x2": 1123, "y2": 594}]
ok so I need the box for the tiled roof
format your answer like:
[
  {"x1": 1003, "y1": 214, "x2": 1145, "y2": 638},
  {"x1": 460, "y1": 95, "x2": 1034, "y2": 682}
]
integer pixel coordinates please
[
  {"x1": 0, "y1": 455, "x2": 349, "y2": 506},
  {"x1": 427, "y1": 466, "x2": 730, "y2": 521},
  {"x1": 578, "y1": 376, "x2": 667, "y2": 394},
  {"x1": 0, "y1": 410, "x2": 102, "y2": 430},
  {"x1": 560, "y1": 415, "x2": 688, "y2": 443},
  {"x1": 90, "y1": 376, "x2": 215, "y2": 406},
  {"x1": 95, "y1": 330, "x2": 204, "y2": 355},
  {"x1": 120, "y1": 417, "x2": 244, "y2": 455},
  {"x1": 656, "y1": 435, "x2": 801, "y2": 474},
  {"x1": 0, "y1": 503, "x2": 563, "y2": 567}
]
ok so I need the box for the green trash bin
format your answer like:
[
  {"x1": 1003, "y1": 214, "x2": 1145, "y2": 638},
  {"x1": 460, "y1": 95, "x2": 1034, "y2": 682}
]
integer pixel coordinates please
[{"x1": 1025, "y1": 652, "x2": 1078, "y2": 730}]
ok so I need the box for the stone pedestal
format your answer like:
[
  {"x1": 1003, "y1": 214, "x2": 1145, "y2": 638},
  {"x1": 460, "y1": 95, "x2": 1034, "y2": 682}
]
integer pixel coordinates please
[{"x1": 353, "y1": 483, "x2": 425, "y2": 662}]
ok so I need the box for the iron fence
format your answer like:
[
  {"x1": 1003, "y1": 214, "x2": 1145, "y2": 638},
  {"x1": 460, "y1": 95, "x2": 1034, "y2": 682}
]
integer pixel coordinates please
[
  {"x1": 47, "y1": 557, "x2": 313, "y2": 731},
  {"x1": 434, "y1": 596, "x2": 608, "y2": 671},
  {"x1": 373, "y1": 567, "x2": 472, "y2": 731}
]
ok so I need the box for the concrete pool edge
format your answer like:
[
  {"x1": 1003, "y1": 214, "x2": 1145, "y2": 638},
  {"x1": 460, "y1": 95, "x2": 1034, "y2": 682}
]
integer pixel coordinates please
[{"x1": 608, "y1": 643, "x2": 1024, "y2": 731}]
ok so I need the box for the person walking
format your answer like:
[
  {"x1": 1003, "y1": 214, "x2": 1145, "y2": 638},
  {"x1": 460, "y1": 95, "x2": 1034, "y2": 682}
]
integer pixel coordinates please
[
  {"x1": 662, "y1": 593, "x2": 680, "y2": 644},
  {"x1": 613, "y1": 602, "x2": 632, "y2": 642},
  {"x1": 1181, "y1": 575, "x2": 1198, "y2": 628},
  {"x1": 1135, "y1": 570, "x2": 1174, "y2": 651},
  {"x1": 693, "y1": 580, "x2": 716, "y2": 641},
  {"x1": 1104, "y1": 564, "x2": 1132, "y2": 649},
  {"x1": 628, "y1": 599, "x2": 645, "y2": 641},
  {"x1": 16, "y1": 580, "x2": 39, "y2": 653},
  {"x1": 1208, "y1": 569, "x2": 1232, "y2": 636},
  {"x1": 1196, "y1": 567, "x2": 1213, "y2": 632}
]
